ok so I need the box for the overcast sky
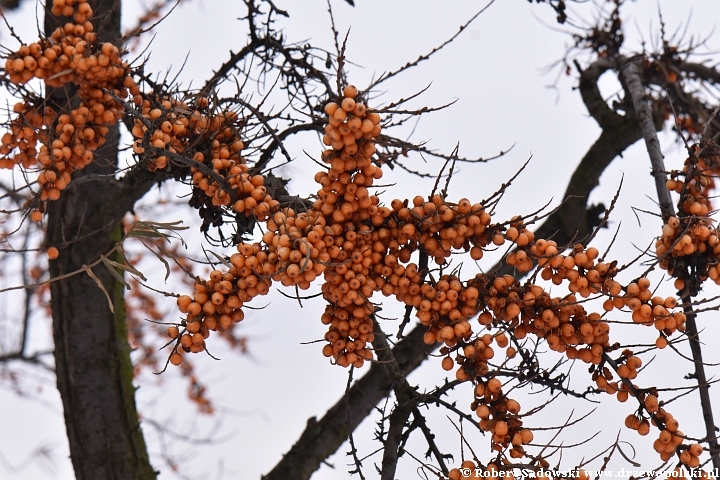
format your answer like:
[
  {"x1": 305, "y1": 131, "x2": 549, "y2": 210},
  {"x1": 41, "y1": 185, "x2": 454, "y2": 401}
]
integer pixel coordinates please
[{"x1": 1, "y1": 1, "x2": 720, "y2": 479}]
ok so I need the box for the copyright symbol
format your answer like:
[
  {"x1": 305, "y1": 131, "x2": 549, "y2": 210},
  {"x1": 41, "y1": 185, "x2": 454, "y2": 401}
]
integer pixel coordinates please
[{"x1": 460, "y1": 468, "x2": 472, "y2": 477}]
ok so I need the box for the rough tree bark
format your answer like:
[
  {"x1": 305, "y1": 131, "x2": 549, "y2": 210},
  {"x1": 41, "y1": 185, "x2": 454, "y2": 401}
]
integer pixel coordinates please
[{"x1": 46, "y1": 1, "x2": 156, "y2": 478}]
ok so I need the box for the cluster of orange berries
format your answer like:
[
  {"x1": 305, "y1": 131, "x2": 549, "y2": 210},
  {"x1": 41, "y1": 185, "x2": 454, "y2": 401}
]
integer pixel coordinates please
[
  {"x1": 591, "y1": 351, "x2": 706, "y2": 466},
  {"x1": 163, "y1": 83, "x2": 702, "y2": 466},
  {"x1": 416, "y1": 274, "x2": 478, "y2": 345},
  {"x1": 665, "y1": 154, "x2": 714, "y2": 217},
  {"x1": 1, "y1": 0, "x2": 139, "y2": 221},
  {"x1": 316, "y1": 85, "x2": 386, "y2": 367},
  {"x1": 657, "y1": 213, "x2": 720, "y2": 286},
  {"x1": 388, "y1": 194, "x2": 493, "y2": 265},
  {"x1": 605, "y1": 279, "x2": 683, "y2": 334},
  {"x1": 624, "y1": 393, "x2": 703, "y2": 466},
  {"x1": 442, "y1": 331, "x2": 502, "y2": 379},
  {"x1": 430, "y1": 245, "x2": 616, "y2": 361},
  {"x1": 169, "y1": 85, "x2": 383, "y2": 366},
  {"x1": 7, "y1": 0, "x2": 99, "y2": 86},
  {"x1": 479, "y1": 277, "x2": 611, "y2": 362},
  {"x1": 536, "y1": 244, "x2": 684, "y2": 343},
  {"x1": 0, "y1": 103, "x2": 55, "y2": 170},
  {"x1": 260, "y1": 210, "x2": 329, "y2": 288},
  {"x1": 130, "y1": 95, "x2": 190, "y2": 170},
  {"x1": 412, "y1": 236, "x2": 627, "y2": 370},
  {"x1": 377, "y1": 196, "x2": 503, "y2": 343},
  {"x1": 471, "y1": 377, "x2": 534, "y2": 458},
  {"x1": 179, "y1": 207, "x2": 330, "y2": 343},
  {"x1": 593, "y1": 351, "x2": 643, "y2": 397},
  {"x1": 659, "y1": 140, "x2": 720, "y2": 289},
  {"x1": 169, "y1": 268, "x2": 255, "y2": 363},
  {"x1": 657, "y1": 215, "x2": 715, "y2": 260},
  {"x1": 130, "y1": 94, "x2": 283, "y2": 224},
  {"x1": 416, "y1": 226, "x2": 692, "y2": 456}
]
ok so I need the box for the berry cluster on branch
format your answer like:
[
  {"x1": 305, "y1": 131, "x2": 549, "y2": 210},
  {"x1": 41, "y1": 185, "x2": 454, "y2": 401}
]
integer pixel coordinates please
[
  {"x1": 1, "y1": 0, "x2": 138, "y2": 220},
  {"x1": 659, "y1": 140, "x2": 720, "y2": 293},
  {"x1": 163, "y1": 81, "x2": 705, "y2": 468},
  {"x1": 0, "y1": 0, "x2": 712, "y2": 472}
]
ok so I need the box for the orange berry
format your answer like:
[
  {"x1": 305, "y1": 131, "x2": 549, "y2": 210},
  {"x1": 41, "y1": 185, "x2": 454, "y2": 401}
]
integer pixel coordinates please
[
  {"x1": 177, "y1": 295, "x2": 193, "y2": 312},
  {"x1": 324, "y1": 102, "x2": 339, "y2": 116},
  {"x1": 166, "y1": 326, "x2": 179, "y2": 338},
  {"x1": 47, "y1": 246, "x2": 59, "y2": 260},
  {"x1": 644, "y1": 394, "x2": 659, "y2": 413},
  {"x1": 341, "y1": 97, "x2": 356, "y2": 112},
  {"x1": 180, "y1": 334, "x2": 193, "y2": 348},
  {"x1": 343, "y1": 85, "x2": 358, "y2": 98},
  {"x1": 487, "y1": 378, "x2": 502, "y2": 393},
  {"x1": 689, "y1": 444, "x2": 703, "y2": 456},
  {"x1": 169, "y1": 352, "x2": 183, "y2": 366}
]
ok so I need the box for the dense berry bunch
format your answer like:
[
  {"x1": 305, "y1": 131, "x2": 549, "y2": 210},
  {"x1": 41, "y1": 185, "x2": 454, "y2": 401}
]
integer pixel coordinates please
[
  {"x1": 165, "y1": 82, "x2": 706, "y2": 467},
  {"x1": 129, "y1": 93, "x2": 282, "y2": 227},
  {"x1": 413, "y1": 231, "x2": 692, "y2": 456},
  {"x1": 170, "y1": 85, "x2": 383, "y2": 367},
  {"x1": 471, "y1": 377, "x2": 534, "y2": 457},
  {"x1": 0, "y1": 0, "x2": 709, "y2": 471},
  {"x1": 659, "y1": 140, "x2": 720, "y2": 291},
  {"x1": 1, "y1": 0, "x2": 138, "y2": 221}
]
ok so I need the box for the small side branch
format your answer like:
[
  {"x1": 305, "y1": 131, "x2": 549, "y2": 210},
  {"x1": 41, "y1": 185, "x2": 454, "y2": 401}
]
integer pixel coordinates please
[{"x1": 371, "y1": 317, "x2": 417, "y2": 480}]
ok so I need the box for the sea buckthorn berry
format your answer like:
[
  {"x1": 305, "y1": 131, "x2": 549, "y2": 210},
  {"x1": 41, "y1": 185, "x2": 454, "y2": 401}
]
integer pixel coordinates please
[
  {"x1": 341, "y1": 97, "x2": 356, "y2": 112},
  {"x1": 147, "y1": 73, "x2": 686, "y2": 462},
  {"x1": 166, "y1": 326, "x2": 179, "y2": 339},
  {"x1": 343, "y1": 85, "x2": 358, "y2": 98},
  {"x1": 487, "y1": 378, "x2": 501, "y2": 393},
  {"x1": 169, "y1": 352, "x2": 183, "y2": 366},
  {"x1": 645, "y1": 394, "x2": 659, "y2": 413}
]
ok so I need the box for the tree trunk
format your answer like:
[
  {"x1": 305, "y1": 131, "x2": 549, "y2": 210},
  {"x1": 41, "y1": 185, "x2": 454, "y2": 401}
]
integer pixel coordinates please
[{"x1": 46, "y1": 1, "x2": 156, "y2": 478}]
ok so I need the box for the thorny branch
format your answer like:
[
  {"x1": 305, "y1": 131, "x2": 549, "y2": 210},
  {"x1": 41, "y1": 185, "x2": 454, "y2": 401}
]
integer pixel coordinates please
[{"x1": 623, "y1": 51, "x2": 720, "y2": 470}]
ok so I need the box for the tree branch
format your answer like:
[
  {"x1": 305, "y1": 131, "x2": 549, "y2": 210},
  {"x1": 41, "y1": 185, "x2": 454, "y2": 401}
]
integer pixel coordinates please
[
  {"x1": 262, "y1": 323, "x2": 435, "y2": 480},
  {"x1": 265, "y1": 57, "x2": 652, "y2": 477},
  {"x1": 620, "y1": 56, "x2": 675, "y2": 220},
  {"x1": 623, "y1": 54, "x2": 720, "y2": 470},
  {"x1": 682, "y1": 300, "x2": 720, "y2": 469},
  {"x1": 370, "y1": 318, "x2": 417, "y2": 480}
]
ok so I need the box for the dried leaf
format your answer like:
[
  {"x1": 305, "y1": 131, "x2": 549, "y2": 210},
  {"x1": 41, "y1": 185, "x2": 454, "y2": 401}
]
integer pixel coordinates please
[
  {"x1": 130, "y1": 220, "x2": 189, "y2": 247},
  {"x1": 206, "y1": 249, "x2": 232, "y2": 269},
  {"x1": 84, "y1": 265, "x2": 114, "y2": 313},
  {"x1": 140, "y1": 220, "x2": 189, "y2": 231},
  {"x1": 100, "y1": 256, "x2": 131, "y2": 290},
  {"x1": 127, "y1": 229, "x2": 166, "y2": 239},
  {"x1": 140, "y1": 240, "x2": 171, "y2": 281},
  {"x1": 103, "y1": 256, "x2": 147, "y2": 281}
]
